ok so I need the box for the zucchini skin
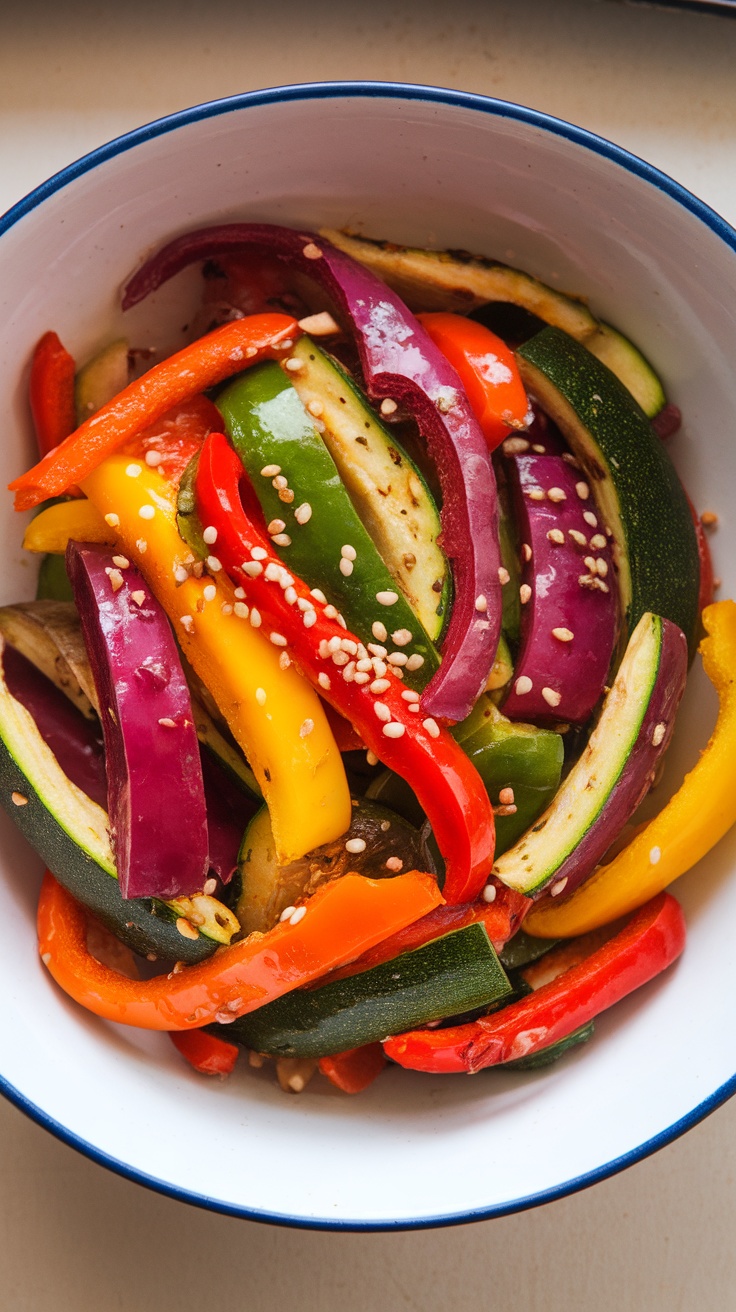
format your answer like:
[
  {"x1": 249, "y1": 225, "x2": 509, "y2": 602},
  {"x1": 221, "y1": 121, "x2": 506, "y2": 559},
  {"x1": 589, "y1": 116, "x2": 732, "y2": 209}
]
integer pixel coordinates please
[
  {"x1": 219, "y1": 921, "x2": 512, "y2": 1058},
  {"x1": 0, "y1": 728, "x2": 216, "y2": 965},
  {"x1": 517, "y1": 328, "x2": 699, "y2": 653}
]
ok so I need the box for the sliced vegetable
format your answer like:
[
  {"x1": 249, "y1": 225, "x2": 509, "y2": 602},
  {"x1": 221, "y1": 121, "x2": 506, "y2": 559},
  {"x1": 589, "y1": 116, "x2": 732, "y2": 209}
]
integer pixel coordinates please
[
  {"x1": 383, "y1": 891, "x2": 685, "y2": 1072},
  {"x1": 23, "y1": 498, "x2": 113, "y2": 554},
  {"x1": 122, "y1": 223, "x2": 504, "y2": 721},
  {"x1": 517, "y1": 328, "x2": 700, "y2": 653},
  {"x1": 493, "y1": 613, "x2": 687, "y2": 897},
  {"x1": 0, "y1": 600, "x2": 98, "y2": 718},
  {"x1": 283, "y1": 337, "x2": 450, "y2": 644},
  {"x1": 29, "y1": 331, "x2": 77, "y2": 457},
  {"x1": 10, "y1": 313, "x2": 299, "y2": 510},
  {"x1": 214, "y1": 360, "x2": 440, "y2": 683},
  {"x1": 37, "y1": 867, "x2": 443, "y2": 1030},
  {"x1": 526, "y1": 599, "x2": 736, "y2": 936},
  {"x1": 81, "y1": 454, "x2": 351, "y2": 864},
  {"x1": 500, "y1": 452, "x2": 618, "y2": 724},
  {"x1": 221, "y1": 922, "x2": 513, "y2": 1058},
  {"x1": 319, "y1": 1044, "x2": 386, "y2": 1094},
  {"x1": 66, "y1": 541, "x2": 209, "y2": 901},
  {"x1": 417, "y1": 312, "x2": 531, "y2": 450},
  {"x1": 320, "y1": 231, "x2": 666, "y2": 417},
  {"x1": 235, "y1": 797, "x2": 429, "y2": 935},
  {"x1": 75, "y1": 338, "x2": 130, "y2": 424},
  {"x1": 501, "y1": 1021, "x2": 595, "y2": 1070},
  {"x1": 36, "y1": 554, "x2": 74, "y2": 602},
  {"x1": 194, "y1": 430, "x2": 495, "y2": 905},
  {"x1": 169, "y1": 1029, "x2": 239, "y2": 1077}
]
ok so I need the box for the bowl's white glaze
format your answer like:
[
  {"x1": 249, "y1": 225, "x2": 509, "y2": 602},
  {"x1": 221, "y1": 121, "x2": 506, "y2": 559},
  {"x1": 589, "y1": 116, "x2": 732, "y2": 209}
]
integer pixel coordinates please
[{"x1": 1, "y1": 84, "x2": 735, "y2": 1228}]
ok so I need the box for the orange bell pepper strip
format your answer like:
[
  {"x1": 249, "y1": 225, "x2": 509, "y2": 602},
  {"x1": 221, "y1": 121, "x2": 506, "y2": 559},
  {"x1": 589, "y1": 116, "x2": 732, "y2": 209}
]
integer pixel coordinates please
[
  {"x1": 28, "y1": 331, "x2": 77, "y2": 458},
  {"x1": 38, "y1": 868, "x2": 443, "y2": 1031},
  {"x1": 417, "y1": 313, "x2": 531, "y2": 452},
  {"x1": 169, "y1": 1029, "x2": 240, "y2": 1077},
  {"x1": 10, "y1": 313, "x2": 298, "y2": 510},
  {"x1": 319, "y1": 1044, "x2": 386, "y2": 1094}
]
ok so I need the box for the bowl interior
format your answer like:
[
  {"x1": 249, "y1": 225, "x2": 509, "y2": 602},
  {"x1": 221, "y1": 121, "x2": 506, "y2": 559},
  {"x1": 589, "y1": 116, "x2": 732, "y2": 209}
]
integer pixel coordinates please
[{"x1": 1, "y1": 87, "x2": 735, "y2": 1227}]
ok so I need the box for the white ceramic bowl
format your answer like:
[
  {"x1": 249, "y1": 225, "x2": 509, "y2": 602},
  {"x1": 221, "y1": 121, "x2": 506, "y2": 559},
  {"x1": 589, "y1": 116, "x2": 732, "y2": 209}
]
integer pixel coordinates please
[{"x1": 1, "y1": 83, "x2": 736, "y2": 1229}]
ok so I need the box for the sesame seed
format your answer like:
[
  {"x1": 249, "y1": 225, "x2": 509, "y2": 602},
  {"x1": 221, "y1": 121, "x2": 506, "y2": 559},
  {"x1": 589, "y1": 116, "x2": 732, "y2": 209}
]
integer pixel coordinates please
[
  {"x1": 502, "y1": 436, "x2": 530, "y2": 455},
  {"x1": 203, "y1": 878, "x2": 217, "y2": 896},
  {"x1": 303, "y1": 610, "x2": 317, "y2": 628},
  {"x1": 180, "y1": 615, "x2": 194, "y2": 633},
  {"x1": 173, "y1": 564, "x2": 189, "y2": 584},
  {"x1": 300, "y1": 718, "x2": 314, "y2": 738},
  {"x1": 267, "y1": 518, "x2": 286, "y2": 535},
  {"x1": 542, "y1": 687, "x2": 562, "y2": 707},
  {"x1": 136, "y1": 538, "x2": 147, "y2": 554},
  {"x1": 482, "y1": 883, "x2": 497, "y2": 903},
  {"x1": 576, "y1": 482, "x2": 590, "y2": 500},
  {"x1": 307, "y1": 398, "x2": 324, "y2": 418},
  {"x1": 318, "y1": 672, "x2": 331, "y2": 690},
  {"x1": 203, "y1": 525, "x2": 218, "y2": 545},
  {"x1": 649, "y1": 846, "x2": 661, "y2": 865},
  {"x1": 250, "y1": 608, "x2": 262, "y2": 628},
  {"x1": 255, "y1": 688, "x2": 267, "y2": 705},
  {"x1": 126, "y1": 463, "x2": 142, "y2": 478},
  {"x1": 278, "y1": 488, "x2": 295, "y2": 505},
  {"x1": 701, "y1": 510, "x2": 718, "y2": 528},
  {"x1": 339, "y1": 557, "x2": 354, "y2": 577},
  {"x1": 552, "y1": 627, "x2": 574, "y2": 642},
  {"x1": 206, "y1": 555, "x2": 222, "y2": 572},
  {"x1": 387, "y1": 652, "x2": 408, "y2": 666},
  {"x1": 345, "y1": 837, "x2": 367, "y2": 854},
  {"x1": 354, "y1": 671, "x2": 370, "y2": 684},
  {"x1": 370, "y1": 679, "x2": 391, "y2": 694},
  {"x1": 324, "y1": 604, "x2": 338, "y2": 620},
  {"x1": 402, "y1": 689, "x2": 420, "y2": 702},
  {"x1": 326, "y1": 636, "x2": 341, "y2": 654},
  {"x1": 11, "y1": 792, "x2": 28, "y2": 806},
  {"x1": 547, "y1": 529, "x2": 565, "y2": 545},
  {"x1": 261, "y1": 464, "x2": 281, "y2": 478},
  {"x1": 521, "y1": 543, "x2": 532, "y2": 563},
  {"x1": 270, "y1": 632, "x2": 288, "y2": 647},
  {"x1": 498, "y1": 566, "x2": 510, "y2": 585},
  {"x1": 284, "y1": 357, "x2": 303, "y2": 372},
  {"x1": 221, "y1": 603, "x2": 233, "y2": 615},
  {"x1": 550, "y1": 877, "x2": 568, "y2": 897},
  {"x1": 251, "y1": 546, "x2": 268, "y2": 562},
  {"x1": 138, "y1": 505, "x2": 155, "y2": 520},
  {"x1": 295, "y1": 503, "x2": 313, "y2": 525},
  {"x1": 272, "y1": 475, "x2": 288, "y2": 490},
  {"x1": 242, "y1": 560, "x2": 263, "y2": 578},
  {"x1": 302, "y1": 242, "x2": 323, "y2": 260},
  {"x1": 595, "y1": 558, "x2": 608, "y2": 577},
  {"x1": 279, "y1": 905, "x2": 296, "y2": 922},
  {"x1": 380, "y1": 398, "x2": 398, "y2": 416},
  {"x1": 475, "y1": 595, "x2": 487, "y2": 612},
  {"x1": 583, "y1": 511, "x2": 598, "y2": 528},
  {"x1": 515, "y1": 675, "x2": 533, "y2": 695},
  {"x1": 383, "y1": 722, "x2": 406, "y2": 739},
  {"x1": 520, "y1": 584, "x2": 532, "y2": 605},
  {"x1": 289, "y1": 905, "x2": 307, "y2": 925},
  {"x1": 532, "y1": 444, "x2": 546, "y2": 454},
  {"x1": 422, "y1": 718, "x2": 440, "y2": 739},
  {"x1": 341, "y1": 544, "x2": 357, "y2": 561},
  {"x1": 297, "y1": 311, "x2": 340, "y2": 335},
  {"x1": 112, "y1": 554, "x2": 129, "y2": 569},
  {"x1": 405, "y1": 654, "x2": 424, "y2": 672},
  {"x1": 356, "y1": 659, "x2": 373, "y2": 673},
  {"x1": 104, "y1": 512, "x2": 120, "y2": 527},
  {"x1": 176, "y1": 918, "x2": 199, "y2": 940},
  {"x1": 374, "y1": 702, "x2": 392, "y2": 722},
  {"x1": 107, "y1": 568, "x2": 124, "y2": 592},
  {"x1": 203, "y1": 583, "x2": 217, "y2": 602},
  {"x1": 332, "y1": 651, "x2": 349, "y2": 667},
  {"x1": 283, "y1": 586, "x2": 297, "y2": 606},
  {"x1": 391, "y1": 628, "x2": 412, "y2": 646},
  {"x1": 366, "y1": 751, "x2": 379, "y2": 768},
  {"x1": 384, "y1": 856, "x2": 403, "y2": 872},
  {"x1": 652, "y1": 722, "x2": 666, "y2": 747},
  {"x1": 368, "y1": 643, "x2": 388, "y2": 659},
  {"x1": 568, "y1": 529, "x2": 587, "y2": 546},
  {"x1": 272, "y1": 533, "x2": 292, "y2": 547},
  {"x1": 130, "y1": 590, "x2": 146, "y2": 606},
  {"x1": 341, "y1": 639, "x2": 358, "y2": 655},
  {"x1": 279, "y1": 651, "x2": 291, "y2": 670},
  {"x1": 376, "y1": 590, "x2": 399, "y2": 606},
  {"x1": 158, "y1": 717, "x2": 176, "y2": 728},
  {"x1": 590, "y1": 533, "x2": 607, "y2": 550},
  {"x1": 528, "y1": 489, "x2": 546, "y2": 501},
  {"x1": 584, "y1": 556, "x2": 597, "y2": 573},
  {"x1": 499, "y1": 787, "x2": 515, "y2": 805},
  {"x1": 234, "y1": 602, "x2": 249, "y2": 618}
]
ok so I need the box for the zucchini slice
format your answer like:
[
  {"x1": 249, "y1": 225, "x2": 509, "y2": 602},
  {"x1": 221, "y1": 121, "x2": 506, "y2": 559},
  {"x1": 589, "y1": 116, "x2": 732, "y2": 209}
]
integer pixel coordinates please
[
  {"x1": 221, "y1": 921, "x2": 513, "y2": 1058},
  {"x1": 75, "y1": 338, "x2": 130, "y2": 424},
  {"x1": 235, "y1": 798, "x2": 427, "y2": 935},
  {"x1": 320, "y1": 230, "x2": 666, "y2": 417},
  {"x1": 286, "y1": 337, "x2": 451, "y2": 640},
  {"x1": 516, "y1": 327, "x2": 699, "y2": 653},
  {"x1": 0, "y1": 601, "x2": 97, "y2": 718},
  {"x1": 0, "y1": 640, "x2": 235, "y2": 962}
]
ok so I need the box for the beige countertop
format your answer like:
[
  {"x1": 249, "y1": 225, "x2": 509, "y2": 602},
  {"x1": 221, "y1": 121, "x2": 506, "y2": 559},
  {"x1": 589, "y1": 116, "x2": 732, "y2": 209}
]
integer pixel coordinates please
[{"x1": 1, "y1": 2, "x2": 736, "y2": 1307}]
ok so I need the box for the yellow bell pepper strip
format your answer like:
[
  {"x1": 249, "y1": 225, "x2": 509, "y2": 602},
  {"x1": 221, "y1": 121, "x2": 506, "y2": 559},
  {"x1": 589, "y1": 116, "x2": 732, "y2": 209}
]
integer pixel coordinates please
[
  {"x1": 22, "y1": 498, "x2": 113, "y2": 554},
  {"x1": 37, "y1": 868, "x2": 443, "y2": 1031},
  {"x1": 525, "y1": 600, "x2": 736, "y2": 938},
  {"x1": 9, "y1": 313, "x2": 298, "y2": 511},
  {"x1": 81, "y1": 454, "x2": 351, "y2": 863}
]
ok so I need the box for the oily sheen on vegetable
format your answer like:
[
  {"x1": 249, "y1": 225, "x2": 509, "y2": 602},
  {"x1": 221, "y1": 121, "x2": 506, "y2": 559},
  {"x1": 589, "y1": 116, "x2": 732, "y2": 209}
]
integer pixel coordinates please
[{"x1": 122, "y1": 222, "x2": 504, "y2": 721}]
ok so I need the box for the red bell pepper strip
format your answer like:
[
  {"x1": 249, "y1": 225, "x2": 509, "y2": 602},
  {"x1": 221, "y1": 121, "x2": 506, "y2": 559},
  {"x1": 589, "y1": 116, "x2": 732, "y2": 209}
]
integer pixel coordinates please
[
  {"x1": 10, "y1": 314, "x2": 298, "y2": 510},
  {"x1": 169, "y1": 1029, "x2": 239, "y2": 1077},
  {"x1": 383, "y1": 891, "x2": 685, "y2": 1073},
  {"x1": 684, "y1": 493, "x2": 715, "y2": 615},
  {"x1": 417, "y1": 313, "x2": 531, "y2": 452},
  {"x1": 121, "y1": 393, "x2": 222, "y2": 485},
  {"x1": 319, "y1": 1044, "x2": 386, "y2": 1094},
  {"x1": 28, "y1": 331, "x2": 77, "y2": 458},
  {"x1": 194, "y1": 432, "x2": 495, "y2": 905},
  {"x1": 37, "y1": 868, "x2": 442, "y2": 1031}
]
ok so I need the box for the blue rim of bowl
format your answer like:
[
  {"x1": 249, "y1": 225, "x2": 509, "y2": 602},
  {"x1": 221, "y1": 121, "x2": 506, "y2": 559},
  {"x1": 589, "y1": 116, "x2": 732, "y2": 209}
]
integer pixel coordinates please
[{"x1": 3, "y1": 80, "x2": 736, "y2": 1231}]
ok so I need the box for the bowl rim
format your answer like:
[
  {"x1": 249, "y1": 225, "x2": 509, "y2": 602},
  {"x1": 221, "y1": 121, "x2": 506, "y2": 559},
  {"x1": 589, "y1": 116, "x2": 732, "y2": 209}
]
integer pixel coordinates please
[{"x1": 2, "y1": 78, "x2": 736, "y2": 1231}]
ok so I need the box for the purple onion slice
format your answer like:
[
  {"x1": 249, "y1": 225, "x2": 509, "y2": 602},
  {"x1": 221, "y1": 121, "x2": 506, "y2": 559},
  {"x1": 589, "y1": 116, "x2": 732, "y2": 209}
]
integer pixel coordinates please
[
  {"x1": 123, "y1": 223, "x2": 502, "y2": 721},
  {"x1": 65, "y1": 541, "x2": 209, "y2": 900},
  {"x1": 501, "y1": 452, "x2": 619, "y2": 724}
]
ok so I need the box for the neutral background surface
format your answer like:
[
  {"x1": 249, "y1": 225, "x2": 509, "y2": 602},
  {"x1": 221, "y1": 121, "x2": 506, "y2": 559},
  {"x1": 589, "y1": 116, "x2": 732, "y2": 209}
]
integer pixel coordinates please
[{"x1": 1, "y1": 2, "x2": 736, "y2": 1308}]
